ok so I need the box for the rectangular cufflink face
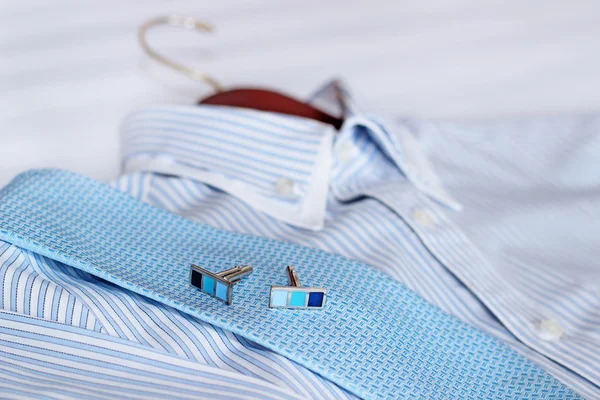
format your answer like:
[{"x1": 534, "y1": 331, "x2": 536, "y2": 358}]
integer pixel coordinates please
[
  {"x1": 190, "y1": 265, "x2": 233, "y2": 305},
  {"x1": 269, "y1": 286, "x2": 327, "y2": 309}
]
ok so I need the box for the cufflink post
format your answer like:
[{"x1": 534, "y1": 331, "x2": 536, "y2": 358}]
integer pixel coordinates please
[
  {"x1": 286, "y1": 265, "x2": 301, "y2": 287},
  {"x1": 218, "y1": 265, "x2": 254, "y2": 283},
  {"x1": 190, "y1": 264, "x2": 253, "y2": 305},
  {"x1": 269, "y1": 265, "x2": 327, "y2": 310}
]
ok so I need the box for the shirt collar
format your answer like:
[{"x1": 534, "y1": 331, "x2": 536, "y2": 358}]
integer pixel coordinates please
[
  {"x1": 121, "y1": 80, "x2": 460, "y2": 230},
  {"x1": 339, "y1": 113, "x2": 462, "y2": 211}
]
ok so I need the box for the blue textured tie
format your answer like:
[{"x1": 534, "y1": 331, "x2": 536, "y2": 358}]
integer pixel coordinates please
[{"x1": 0, "y1": 170, "x2": 580, "y2": 399}]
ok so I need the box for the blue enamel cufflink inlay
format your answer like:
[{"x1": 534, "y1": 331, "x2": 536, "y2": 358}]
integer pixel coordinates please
[
  {"x1": 190, "y1": 264, "x2": 253, "y2": 305},
  {"x1": 269, "y1": 266, "x2": 327, "y2": 309}
]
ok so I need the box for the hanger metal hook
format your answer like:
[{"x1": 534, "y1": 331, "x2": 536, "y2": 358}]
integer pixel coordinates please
[{"x1": 138, "y1": 15, "x2": 223, "y2": 92}]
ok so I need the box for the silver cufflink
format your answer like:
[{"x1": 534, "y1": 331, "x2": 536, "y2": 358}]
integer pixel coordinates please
[
  {"x1": 269, "y1": 266, "x2": 327, "y2": 309},
  {"x1": 190, "y1": 264, "x2": 253, "y2": 305}
]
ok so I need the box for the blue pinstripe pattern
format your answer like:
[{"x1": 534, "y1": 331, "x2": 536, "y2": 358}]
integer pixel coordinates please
[
  {"x1": 0, "y1": 170, "x2": 583, "y2": 399},
  {"x1": 122, "y1": 106, "x2": 329, "y2": 190},
  {"x1": 0, "y1": 81, "x2": 598, "y2": 398},
  {"x1": 0, "y1": 311, "x2": 302, "y2": 400}
]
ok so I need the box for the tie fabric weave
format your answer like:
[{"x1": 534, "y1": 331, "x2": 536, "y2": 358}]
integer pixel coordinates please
[{"x1": 0, "y1": 169, "x2": 580, "y2": 399}]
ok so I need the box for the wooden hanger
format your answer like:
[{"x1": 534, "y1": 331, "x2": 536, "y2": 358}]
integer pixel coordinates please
[{"x1": 139, "y1": 15, "x2": 343, "y2": 130}]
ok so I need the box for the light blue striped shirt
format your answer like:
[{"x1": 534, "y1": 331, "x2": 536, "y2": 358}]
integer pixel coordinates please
[{"x1": 0, "y1": 80, "x2": 598, "y2": 399}]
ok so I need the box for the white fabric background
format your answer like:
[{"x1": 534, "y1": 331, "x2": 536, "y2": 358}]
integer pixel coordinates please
[{"x1": 1, "y1": 0, "x2": 599, "y2": 187}]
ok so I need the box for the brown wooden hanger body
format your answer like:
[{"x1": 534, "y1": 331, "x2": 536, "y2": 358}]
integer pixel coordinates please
[{"x1": 199, "y1": 88, "x2": 343, "y2": 130}]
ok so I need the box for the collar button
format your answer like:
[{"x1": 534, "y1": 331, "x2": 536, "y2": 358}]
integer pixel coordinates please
[
  {"x1": 275, "y1": 177, "x2": 298, "y2": 196},
  {"x1": 412, "y1": 208, "x2": 436, "y2": 228}
]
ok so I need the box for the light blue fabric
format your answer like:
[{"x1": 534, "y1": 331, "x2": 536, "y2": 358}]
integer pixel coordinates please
[{"x1": 0, "y1": 169, "x2": 580, "y2": 399}]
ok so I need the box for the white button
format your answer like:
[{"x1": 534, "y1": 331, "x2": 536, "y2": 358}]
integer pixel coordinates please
[
  {"x1": 537, "y1": 319, "x2": 564, "y2": 341},
  {"x1": 275, "y1": 177, "x2": 297, "y2": 196},
  {"x1": 412, "y1": 208, "x2": 435, "y2": 227},
  {"x1": 337, "y1": 141, "x2": 359, "y2": 164}
]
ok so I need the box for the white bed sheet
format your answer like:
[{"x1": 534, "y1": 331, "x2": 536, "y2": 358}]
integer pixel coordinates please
[{"x1": 1, "y1": 0, "x2": 599, "y2": 187}]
